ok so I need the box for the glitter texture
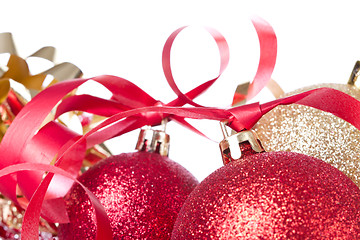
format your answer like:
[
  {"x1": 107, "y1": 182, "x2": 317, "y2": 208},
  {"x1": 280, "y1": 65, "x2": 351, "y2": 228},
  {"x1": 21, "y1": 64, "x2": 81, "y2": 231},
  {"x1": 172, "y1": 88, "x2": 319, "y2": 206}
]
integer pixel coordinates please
[
  {"x1": 58, "y1": 151, "x2": 198, "y2": 239},
  {"x1": 254, "y1": 83, "x2": 360, "y2": 187},
  {"x1": 171, "y1": 151, "x2": 360, "y2": 239},
  {"x1": 0, "y1": 198, "x2": 56, "y2": 239}
]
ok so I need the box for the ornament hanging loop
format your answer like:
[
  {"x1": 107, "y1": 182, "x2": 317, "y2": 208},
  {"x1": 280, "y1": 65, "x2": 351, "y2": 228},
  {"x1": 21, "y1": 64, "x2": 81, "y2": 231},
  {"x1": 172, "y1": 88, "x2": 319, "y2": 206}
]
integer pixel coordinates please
[
  {"x1": 219, "y1": 121, "x2": 264, "y2": 165},
  {"x1": 160, "y1": 118, "x2": 168, "y2": 132},
  {"x1": 348, "y1": 60, "x2": 360, "y2": 89},
  {"x1": 135, "y1": 118, "x2": 170, "y2": 157},
  {"x1": 232, "y1": 79, "x2": 284, "y2": 107}
]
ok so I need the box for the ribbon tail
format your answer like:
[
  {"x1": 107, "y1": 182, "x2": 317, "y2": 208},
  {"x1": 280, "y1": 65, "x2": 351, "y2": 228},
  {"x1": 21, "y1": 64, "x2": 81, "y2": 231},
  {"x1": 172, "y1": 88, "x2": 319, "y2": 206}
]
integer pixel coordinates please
[
  {"x1": 231, "y1": 16, "x2": 277, "y2": 105},
  {"x1": 27, "y1": 46, "x2": 56, "y2": 62},
  {"x1": 55, "y1": 94, "x2": 131, "y2": 119},
  {"x1": 86, "y1": 117, "x2": 141, "y2": 148},
  {"x1": 21, "y1": 172, "x2": 54, "y2": 240},
  {"x1": 261, "y1": 88, "x2": 360, "y2": 131},
  {"x1": 42, "y1": 62, "x2": 83, "y2": 83},
  {"x1": 6, "y1": 163, "x2": 114, "y2": 240},
  {"x1": 171, "y1": 116, "x2": 215, "y2": 142},
  {"x1": 0, "y1": 32, "x2": 17, "y2": 55}
]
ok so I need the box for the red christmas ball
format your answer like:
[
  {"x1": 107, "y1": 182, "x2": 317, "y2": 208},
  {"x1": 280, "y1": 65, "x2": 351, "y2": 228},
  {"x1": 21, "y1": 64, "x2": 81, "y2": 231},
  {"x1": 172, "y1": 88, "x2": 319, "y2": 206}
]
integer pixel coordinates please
[
  {"x1": 171, "y1": 151, "x2": 360, "y2": 239},
  {"x1": 58, "y1": 151, "x2": 198, "y2": 239}
]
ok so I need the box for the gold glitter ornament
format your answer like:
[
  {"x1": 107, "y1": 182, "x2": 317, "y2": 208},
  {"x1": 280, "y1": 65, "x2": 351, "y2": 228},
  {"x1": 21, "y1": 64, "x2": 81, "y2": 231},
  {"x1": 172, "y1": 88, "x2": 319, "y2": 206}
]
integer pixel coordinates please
[{"x1": 254, "y1": 61, "x2": 360, "y2": 187}]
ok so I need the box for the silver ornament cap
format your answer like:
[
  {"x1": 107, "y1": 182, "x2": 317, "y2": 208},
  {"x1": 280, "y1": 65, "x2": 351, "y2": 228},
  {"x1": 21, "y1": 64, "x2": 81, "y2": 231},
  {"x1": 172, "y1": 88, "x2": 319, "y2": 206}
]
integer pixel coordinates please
[
  {"x1": 135, "y1": 121, "x2": 170, "y2": 157},
  {"x1": 219, "y1": 122, "x2": 264, "y2": 165}
]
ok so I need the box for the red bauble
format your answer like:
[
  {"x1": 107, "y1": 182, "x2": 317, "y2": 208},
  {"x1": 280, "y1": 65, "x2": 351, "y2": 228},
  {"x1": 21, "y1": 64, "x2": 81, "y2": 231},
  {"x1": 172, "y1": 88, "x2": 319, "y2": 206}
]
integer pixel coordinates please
[
  {"x1": 171, "y1": 151, "x2": 360, "y2": 239},
  {"x1": 58, "y1": 151, "x2": 198, "y2": 239}
]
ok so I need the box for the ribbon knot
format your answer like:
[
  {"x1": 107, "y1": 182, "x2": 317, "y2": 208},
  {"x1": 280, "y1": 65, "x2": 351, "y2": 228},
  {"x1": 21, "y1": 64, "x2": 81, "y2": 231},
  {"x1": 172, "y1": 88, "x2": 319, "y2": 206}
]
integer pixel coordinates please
[
  {"x1": 227, "y1": 102, "x2": 263, "y2": 132},
  {"x1": 154, "y1": 100, "x2": 165, "y2": 107},
  {"x1": 0, "y1": 17, "x2": 278, "y2": 239},
  {"x1": 1, "y1": 17, "x2": 360, "y2": 240},
  {"x1": 139, "y1": 100, "x2": 165, "y2": 126}
]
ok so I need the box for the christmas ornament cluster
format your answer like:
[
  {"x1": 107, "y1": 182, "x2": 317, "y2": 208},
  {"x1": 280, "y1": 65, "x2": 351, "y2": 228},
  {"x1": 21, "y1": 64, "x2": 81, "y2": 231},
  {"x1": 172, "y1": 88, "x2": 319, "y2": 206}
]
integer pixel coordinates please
[{"x1": 0, "y1": 17, "x2": 360, "y2": 240}]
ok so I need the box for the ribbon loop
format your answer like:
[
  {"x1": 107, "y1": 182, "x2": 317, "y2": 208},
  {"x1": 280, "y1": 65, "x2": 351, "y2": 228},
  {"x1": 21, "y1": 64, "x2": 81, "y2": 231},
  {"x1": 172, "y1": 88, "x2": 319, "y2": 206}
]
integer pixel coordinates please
[
  {"x1": 162, "y1": 26, "x2": 229, "y2": 107},
  {"x1": 231, "y1": 16, "x2": 277, "y2": 105},
  {"x1": 0, "y1": 21, "x2": 299, "y2": 239},
  {"x1": 0, "y1": 32, "x2": 17, "y2": 55},
  {"x1": 244, "y1": 16, "x2": 277, "y2": 101},
  {"x1": 27, "y1": 46, "x2": 56, "y2": 62},
  {"x1": 0, "y1": 33, "x2": 83, "y2": 101},
  {"x1": 227, "y1": 102, "x2": 263, "y2": 131},
  {"x1": 162, "y1": 16, "x2": 277, "y2": 108},
  {"x1": 2, "y1": 81, "x2": 360, "y2": 239}
]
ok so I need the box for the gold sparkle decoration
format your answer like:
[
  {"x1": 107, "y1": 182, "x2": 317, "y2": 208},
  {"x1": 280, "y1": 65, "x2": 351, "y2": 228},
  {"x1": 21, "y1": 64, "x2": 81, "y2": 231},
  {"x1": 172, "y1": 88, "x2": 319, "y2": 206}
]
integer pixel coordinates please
[
  {"x1": 0, "y1": 32, "x2": 83, "y2": 99},
  {"x1": 254, "y1": 62, "x2": 360, "y2": 187},
  {"x1": 0, "y1": 33, "x2": 110, "y2": 237},
  {"x1": 0, "y1": 32, "x2": 83, "y2": 142},
  {"x1": 0, "y1": 197, "x2": 57, "y2": 239}
]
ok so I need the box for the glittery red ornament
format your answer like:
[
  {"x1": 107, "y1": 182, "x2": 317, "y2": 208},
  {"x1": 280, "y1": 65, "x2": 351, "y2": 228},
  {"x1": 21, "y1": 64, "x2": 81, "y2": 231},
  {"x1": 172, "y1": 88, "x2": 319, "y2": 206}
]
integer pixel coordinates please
[
  {"x1": 171, "y1": 151, "x2": 360, "y2": 239},
  {"x1": 58, "y1": 151, "x2": 198, "y2": 239}
]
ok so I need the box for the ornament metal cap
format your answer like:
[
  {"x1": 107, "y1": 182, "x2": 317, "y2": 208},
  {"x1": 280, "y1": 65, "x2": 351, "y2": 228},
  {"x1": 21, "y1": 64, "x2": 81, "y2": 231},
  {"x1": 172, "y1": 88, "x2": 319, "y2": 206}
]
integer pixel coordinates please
[
  {"x1": 219, "y1": 122, "x2": 264, "y2": 165},
  {"x1": 348, "y1": 60, "x2": 360, "y2": 88},
  {"x1": 135, "y1": 119, "x2": 170, "y2": 157}
]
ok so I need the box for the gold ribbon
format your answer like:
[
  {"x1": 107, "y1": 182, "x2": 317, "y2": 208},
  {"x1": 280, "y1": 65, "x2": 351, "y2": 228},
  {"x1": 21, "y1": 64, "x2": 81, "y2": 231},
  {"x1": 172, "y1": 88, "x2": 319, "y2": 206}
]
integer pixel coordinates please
[
  {"x1": 0, "y1": 32, "x2": 83, "y2": 102},
  {"x1": 0, "y1": 32, "x2": 84, "y2": 142},
  {"x1": 233, "y1": 78, "x2": 284, "y2": 107},
  {"x1": 0, "y1": 33, "x2": 112, "y2": 162}
]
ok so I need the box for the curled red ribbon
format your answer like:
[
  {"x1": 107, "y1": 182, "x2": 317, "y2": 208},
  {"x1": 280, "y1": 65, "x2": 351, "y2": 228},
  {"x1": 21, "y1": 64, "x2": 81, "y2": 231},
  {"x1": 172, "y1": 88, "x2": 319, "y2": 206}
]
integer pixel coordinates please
[
  {"x1": 0, "y1": 23, "x2": 235, "y2": 238},
  {"x1": 0, "y1": 24, "x2": 233, "y2": 221},
  {"x1": 12, "y1": 82, "x2": 360, "y2": 239},
  {"x1": 163, "y1": 16, "x2": 277, "y2": 107},
  {"x1": 1, "y1": 16, "x2": 346, "y2": 239},
  {"x1": 0, "y1": 163, "x2": 112, "y2": 240}
]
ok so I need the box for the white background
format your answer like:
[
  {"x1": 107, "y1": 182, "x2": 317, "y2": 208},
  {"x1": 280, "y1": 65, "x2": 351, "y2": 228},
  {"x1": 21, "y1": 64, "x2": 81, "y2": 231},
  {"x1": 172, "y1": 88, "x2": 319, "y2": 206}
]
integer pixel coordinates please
[{"x1": 0, "y1": 1, "x2": 359, "y2": 181}]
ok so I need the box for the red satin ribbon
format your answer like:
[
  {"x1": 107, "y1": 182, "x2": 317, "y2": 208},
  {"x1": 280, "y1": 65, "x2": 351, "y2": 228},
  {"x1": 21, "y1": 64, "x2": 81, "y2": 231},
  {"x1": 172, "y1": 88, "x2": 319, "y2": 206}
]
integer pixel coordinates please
[
  {"x1": 0, "y1": 23, "x2": 233, "y2": 221},
  {"x1": 13, "y1": 79, "x2": 360, "y2": 238},
  {"x1": 0, "y1": 24, "x2": 234, "y2": 238},
  {"x1": 162, "y1": 16, "x2": 277, "y2": 107},
  {"x1": 62, "y1": 87, "x2": 360, "y2": 138},
  {"x1": 0, "y1": 163, "x2": 112, "y2": 240},
  {"x1": 244, "y1": 15, "x2": 277, "y2": 101},
  {"x1": 162, "y1": 26, "x2": 229, "y2": 107},
  {"x1": 0, "y1": 17, "x2": 316, "y2": 239}
]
